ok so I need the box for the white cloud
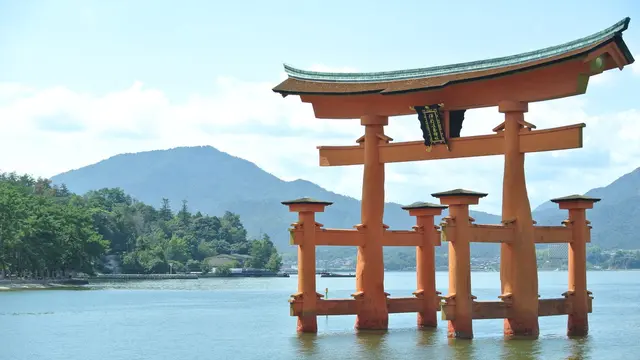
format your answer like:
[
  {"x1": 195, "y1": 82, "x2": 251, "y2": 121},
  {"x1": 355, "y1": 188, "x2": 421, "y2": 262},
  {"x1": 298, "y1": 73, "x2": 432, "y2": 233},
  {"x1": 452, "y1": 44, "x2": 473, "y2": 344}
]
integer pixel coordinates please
[{"x1": 0, "y1": 68, "x2": 639, "y2": 216}]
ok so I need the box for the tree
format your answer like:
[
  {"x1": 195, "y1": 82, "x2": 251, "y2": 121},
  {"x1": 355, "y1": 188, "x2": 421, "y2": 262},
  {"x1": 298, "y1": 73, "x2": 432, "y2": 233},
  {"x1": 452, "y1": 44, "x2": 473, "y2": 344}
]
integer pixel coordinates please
[
  {"x1": 200, "y1": 261, "x2": 212, "y2": 274},
  {"x1": 265, "y1": 252, "x2": 282, "y2": 272},
  {"x1": 248, "y1": 234, "x2": 280, "y2": 270},
  {"x1": 197, "y1": 242, "x2": 217, "y2": 259},
  {"x1": 0, "y1": 182, "x2": 29, "y2": 276},
  {"x1": 216, "y1": 263, "x2": 232, "y2": 276},
  {"x1": 165, "y1": 235, "x2": 190, "y2": 263},
  {"x1": 186, "y1": 259, "x2": 201, "y2": 272},
  {"x1": 159, "y1": 198, "x2": 172, "y2": 221},
  {"x1": 177, "y1": 200, "x2": 191, "y2": 227},
  {"x1": 0, "y1": 171, "x2": 282, "y2": 276},
  {"x1": 190, "y1": 216, "x2": 220, "y2": 243}
]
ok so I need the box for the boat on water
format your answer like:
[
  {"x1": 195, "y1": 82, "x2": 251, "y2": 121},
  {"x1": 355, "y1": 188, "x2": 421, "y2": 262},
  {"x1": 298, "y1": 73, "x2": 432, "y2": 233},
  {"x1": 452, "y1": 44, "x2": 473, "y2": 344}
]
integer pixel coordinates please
[{"x1": 320, "y1": 272, "x2": 355, "y2": 278}]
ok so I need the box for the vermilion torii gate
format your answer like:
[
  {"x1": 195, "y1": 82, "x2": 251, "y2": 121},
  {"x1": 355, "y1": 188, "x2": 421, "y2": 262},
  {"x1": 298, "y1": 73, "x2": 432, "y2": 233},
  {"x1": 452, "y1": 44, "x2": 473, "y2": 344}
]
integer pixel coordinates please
[{"x1": 274, "y1": 18, "x2": 634, "y2": 339}]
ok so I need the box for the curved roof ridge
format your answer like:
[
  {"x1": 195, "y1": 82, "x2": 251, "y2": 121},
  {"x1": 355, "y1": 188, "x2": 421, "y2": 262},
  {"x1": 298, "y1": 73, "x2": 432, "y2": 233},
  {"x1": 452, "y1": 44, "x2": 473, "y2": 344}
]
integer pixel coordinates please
[{"x1": 283, "y1": 17, "x2": 630, "y2": 83}]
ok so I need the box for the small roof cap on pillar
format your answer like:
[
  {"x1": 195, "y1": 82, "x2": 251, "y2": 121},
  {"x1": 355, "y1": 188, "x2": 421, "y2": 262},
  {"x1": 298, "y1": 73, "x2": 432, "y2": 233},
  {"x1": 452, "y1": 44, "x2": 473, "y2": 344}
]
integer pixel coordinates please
[
  {"x1": 281, "y1": 197, "x2": 333, "y2": 206},
  {"x1": 431, "y1": 189, "x2": 488, "y2": 198},
  {"x1": 401, "y1": 201, "x2": 448, "y2": 210},
  {"x1": 550, "y1": 194, "x2": 601, "y2": 204}
]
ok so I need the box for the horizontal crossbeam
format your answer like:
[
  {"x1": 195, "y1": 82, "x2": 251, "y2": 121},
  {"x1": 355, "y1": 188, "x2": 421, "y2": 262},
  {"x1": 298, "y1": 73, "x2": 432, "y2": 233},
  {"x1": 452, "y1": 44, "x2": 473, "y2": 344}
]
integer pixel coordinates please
[
  {"x1": 440, "y1": 224, "x2": 577, "y2": 244},
  {"x1": 290, "y1": 228, "x2": 441, "y2": 247},
  {"x1": 289, "y1": 228, "x2": 362, "y2": 246},
  {"x1": 533, "y1": 226, "x2": 574, "y2": 243},
  {"x1": 291, "y1": 225, "x2": 575, "y2": 247},
  {"x1": 289, "y1": 297, "x2": 427, "y2": 316},
  {"x1": 470, "y1": 224, "x2": 515, "y2": 243},
  {"x1": 291, "y1": 296, "x2": 593, "y2": 318},
  {"x1": 318, "y1": 123, "x2": 585, "y2": 166},
  {"x1": 441, "y1": 297, "x2": 592, "y2": 320},
  {"x1": 382, "y1": 230, "x2": 423, "y2": 247}
]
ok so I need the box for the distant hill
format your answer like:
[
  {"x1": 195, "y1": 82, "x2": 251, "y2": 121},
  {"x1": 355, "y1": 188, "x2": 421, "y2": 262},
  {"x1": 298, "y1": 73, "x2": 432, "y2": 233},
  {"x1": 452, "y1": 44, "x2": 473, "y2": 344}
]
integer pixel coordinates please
[
  {"x1": 532, "y1": 167, "x2": 640, "y2": 249},
  {"x1": 52, "y1": 146, "x2": 639, "y2": 253},
  {"x1": 51, "y1": 146, "x2": 501, "y2": 254}
]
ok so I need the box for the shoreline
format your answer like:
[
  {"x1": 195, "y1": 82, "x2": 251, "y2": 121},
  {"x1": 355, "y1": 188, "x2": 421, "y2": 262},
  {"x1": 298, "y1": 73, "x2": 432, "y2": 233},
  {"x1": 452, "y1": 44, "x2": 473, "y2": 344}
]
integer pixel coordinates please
[
  {"x1": 0, "y1": 284, "x2": 90, "y2": 292},
  {"x1": 2, "y1": 269, "x2": 637, "y2": 292}
]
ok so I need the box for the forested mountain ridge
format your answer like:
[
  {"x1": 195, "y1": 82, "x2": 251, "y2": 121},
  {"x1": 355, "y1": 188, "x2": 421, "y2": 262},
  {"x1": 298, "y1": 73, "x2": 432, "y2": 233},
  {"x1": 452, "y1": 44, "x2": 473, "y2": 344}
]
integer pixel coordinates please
[
  {"x1": 532, "y1": 166, "x2": 640, "y2": 249},
  {"x1": 51, "y1": 146, "x2": 640, "y2": 252},
  {"x1": 51, "y1": 146, "x2": 502, "y2": 253}
]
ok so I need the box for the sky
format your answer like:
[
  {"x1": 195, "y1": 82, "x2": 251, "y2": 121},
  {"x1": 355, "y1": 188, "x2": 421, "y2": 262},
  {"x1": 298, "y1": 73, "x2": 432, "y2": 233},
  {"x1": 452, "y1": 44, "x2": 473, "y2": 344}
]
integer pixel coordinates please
[{"x1": 0, "y1": 0, "x2": 639, "y2": 215}]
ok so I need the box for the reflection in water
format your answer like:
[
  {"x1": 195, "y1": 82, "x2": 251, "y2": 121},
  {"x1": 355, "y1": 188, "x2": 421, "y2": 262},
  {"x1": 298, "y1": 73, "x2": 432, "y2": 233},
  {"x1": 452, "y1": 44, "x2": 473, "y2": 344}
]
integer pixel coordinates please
[
  {"x1": 355, "y1": 330, "x2": 389, "y2": 360},
  {"x1": 447, "y1": 338, "x2": 476, "y2": 360},
  {"x1": 566, "y1": 336, "x2": 589, "y2": 360},
  {"x1": 293, "y1": 333, "x2": 318, "y2": 357},
  {"x1": 416, "y1": 328, "x2": 438, "y2": 347},
  {"x1": 500, "y1": 339, "x2": 542, "y2": 360}
]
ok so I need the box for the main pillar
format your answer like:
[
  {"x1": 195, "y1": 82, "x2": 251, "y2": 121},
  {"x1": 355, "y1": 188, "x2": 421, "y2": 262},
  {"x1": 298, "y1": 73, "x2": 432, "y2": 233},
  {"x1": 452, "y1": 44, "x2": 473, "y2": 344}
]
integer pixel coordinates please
[
  {"x1": 355, "y1": 115, "x2": 389, "y2": 330},
  {"x1": 282, "y1": 197, "x2": 332, "y2": 333},
  {"x1": 498, "y1": 101, "x2": 540, "y2": 338},
  {"x1": 433, "y1": 189, "x2": 488, "y2": 339},
  {"x1": 551, "y1": 195, "x2": 600, "y2": 337},
  {"x1": 402, "y1": 202, "x2": 448, "y2": 328}
]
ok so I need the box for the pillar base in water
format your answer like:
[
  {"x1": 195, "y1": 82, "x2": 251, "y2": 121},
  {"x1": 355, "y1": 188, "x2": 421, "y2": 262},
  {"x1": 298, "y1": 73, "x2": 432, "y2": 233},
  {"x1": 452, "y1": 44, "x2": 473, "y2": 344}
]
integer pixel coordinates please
[
  {"x1": 417, "y1": 312, "x2": 438, "y2": 328},
  {"x1": 297, "y1": 315, "x2": 318, "y2": 333},
  {"x1": 503, "y1": 318, "x2": 540, "y2": 339},
  {"x1": 448, "y1": 323, "x2": 473, "y2": 339},
  {"x1": 354, "y1": 293, "x2": 389, "y2": 331},
  {"x1": 567, "y1": 314, "x2": 589, "y2": 337},
  {"x1": 355, "y1": 316, "x2": 389, "y2": 331}
]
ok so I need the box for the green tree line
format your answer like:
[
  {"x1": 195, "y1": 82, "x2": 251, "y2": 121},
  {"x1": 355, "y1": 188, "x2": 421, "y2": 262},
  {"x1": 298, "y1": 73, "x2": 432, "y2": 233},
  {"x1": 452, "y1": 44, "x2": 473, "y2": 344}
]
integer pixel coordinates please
[
  {"x1": 0, "y1": 172, "x2": 282, "y2": 277},
  {"x1": 537, "y1": 246, "x2": 640, "y2": 270}
]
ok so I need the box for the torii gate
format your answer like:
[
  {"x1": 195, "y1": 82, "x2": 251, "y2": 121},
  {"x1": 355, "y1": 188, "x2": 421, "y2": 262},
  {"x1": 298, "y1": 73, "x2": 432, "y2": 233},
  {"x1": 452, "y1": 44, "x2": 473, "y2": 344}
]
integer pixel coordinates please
[{"x1": 274, "y1": 18, "x2": 634, "y2": 339}]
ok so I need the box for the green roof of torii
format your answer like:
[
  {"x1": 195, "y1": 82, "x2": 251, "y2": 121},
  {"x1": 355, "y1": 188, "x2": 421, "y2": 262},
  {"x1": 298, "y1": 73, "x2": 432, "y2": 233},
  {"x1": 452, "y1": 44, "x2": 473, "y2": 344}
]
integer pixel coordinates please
[{"x1": 280, "y1": 17, "x2": 633, "y2": 84}]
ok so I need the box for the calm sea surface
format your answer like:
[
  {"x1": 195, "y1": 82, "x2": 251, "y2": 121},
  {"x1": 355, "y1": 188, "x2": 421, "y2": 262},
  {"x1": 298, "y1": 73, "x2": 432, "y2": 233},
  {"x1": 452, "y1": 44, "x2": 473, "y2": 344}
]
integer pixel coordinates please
[{"x1": 1, "y1": 271, "x2": 638, "y2": 360}]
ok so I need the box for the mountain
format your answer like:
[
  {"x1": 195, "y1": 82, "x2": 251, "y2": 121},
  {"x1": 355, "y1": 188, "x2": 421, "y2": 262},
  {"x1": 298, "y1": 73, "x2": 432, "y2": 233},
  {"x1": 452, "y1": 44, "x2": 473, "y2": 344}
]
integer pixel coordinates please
[
  {"x1": 51, "y1": 146, "x2": 639, "y2": 253},
  {"x1": 51, "y1": 146, "x2": 501, "y2": 254},
  {"x1": 531, "y1": 167, "x2": 640, "y2": 249}
]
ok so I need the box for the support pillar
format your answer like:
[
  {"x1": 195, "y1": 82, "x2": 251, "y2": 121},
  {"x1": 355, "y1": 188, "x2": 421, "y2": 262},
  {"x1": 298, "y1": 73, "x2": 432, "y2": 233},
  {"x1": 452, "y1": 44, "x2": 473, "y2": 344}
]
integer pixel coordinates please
[
  {"x1": 497, "y1": 101, "x2": 539, "y2": 338},
  {"x1": 551, "y1": 195, "x2": 600, "y2": 337},
  {"x1": 355, "y1": 115, "x2": 389, "y2": 330},
  {"x1": 402, "y1": 202, "x2": 448, "y2": 328},
  {"x1": 282, "y1": 197, "x2": 333, "y2": 333},
  {"x1": 433, "y1": 189, "x2": 488, "y2": 339}
]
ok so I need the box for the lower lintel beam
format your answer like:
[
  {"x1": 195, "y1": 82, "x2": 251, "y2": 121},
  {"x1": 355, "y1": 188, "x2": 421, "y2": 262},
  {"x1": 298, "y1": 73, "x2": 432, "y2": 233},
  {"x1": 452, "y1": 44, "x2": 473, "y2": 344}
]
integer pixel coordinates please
[
  {"x1": 387, "y1": 297, "x2": 423, "y2": 313},
  {"x1": 290, "y1": 297, "x2": 430, "y2": 316},
  {"x1": 441, "y1": 298, "x2": 592, "y2": 320}
]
